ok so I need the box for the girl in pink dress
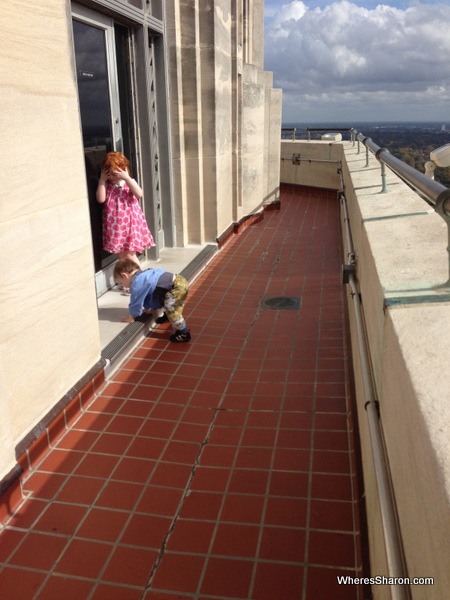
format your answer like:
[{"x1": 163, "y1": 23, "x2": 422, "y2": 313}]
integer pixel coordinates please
[{"x1": 96, "y1": 151, "x2": 154, "y2": 266}]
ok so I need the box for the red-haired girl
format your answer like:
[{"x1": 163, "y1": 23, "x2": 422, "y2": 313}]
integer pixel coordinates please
[{"x1": 96, "y1": 151, "x2": 154, "y2": 266}]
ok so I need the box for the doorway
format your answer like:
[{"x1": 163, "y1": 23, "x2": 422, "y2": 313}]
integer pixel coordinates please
[{"x1": 72, "y1": 5, "x2": 136, "y2": 294}]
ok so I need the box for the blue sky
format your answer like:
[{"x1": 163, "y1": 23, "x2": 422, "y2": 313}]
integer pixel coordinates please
[{"x1": 264, "y1": 0, "x2": 450, "y2": 123}]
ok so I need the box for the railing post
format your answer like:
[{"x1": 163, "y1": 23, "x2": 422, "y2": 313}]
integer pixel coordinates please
[
  {"x1": 376, "y1": 148, "x2": 390, "y2": 193},
  {"x1": 365, "y1": 140, "x2": 371, "y2": 167},
  {"x1": 435, "y1": 191, "x2": 450, "y2": 287}
]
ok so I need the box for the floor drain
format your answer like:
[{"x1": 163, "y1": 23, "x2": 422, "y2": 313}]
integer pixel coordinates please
[{"x1": 260, "y1": 296, "x2": 301, "y2": 310}]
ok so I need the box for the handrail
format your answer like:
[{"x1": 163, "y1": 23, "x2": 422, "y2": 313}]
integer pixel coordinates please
[
  {"x1": 340, "y1": 186, "x2": 411, "y2": 600},
  {"x1": 354, "y1": 131, "x2": 450, "y2": 218},
  {"x1": 353, "y1": 130, "x2": 450, "y2": 285}
]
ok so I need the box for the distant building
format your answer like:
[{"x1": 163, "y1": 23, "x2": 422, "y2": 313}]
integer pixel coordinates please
[
  {"x1": 441, "y1": 124, "x2": 446, "y2": 132},
  {"x1": 0, "y1": 0, "x2": 281, "y2": 489}
]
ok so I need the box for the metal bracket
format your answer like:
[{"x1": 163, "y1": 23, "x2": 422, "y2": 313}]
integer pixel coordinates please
[{"x1": 342, "y1": 263, "x2": 356, "y2": 284}]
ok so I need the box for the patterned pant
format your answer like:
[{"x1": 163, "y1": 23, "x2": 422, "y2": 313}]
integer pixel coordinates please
[{"x1": 163, "y1": 274, "x2": 189, "y2": 331}]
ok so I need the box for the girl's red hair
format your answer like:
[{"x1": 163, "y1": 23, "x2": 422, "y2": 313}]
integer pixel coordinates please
[{"x1": 101, "y1": 151, "x2": 130, "y2": 172}]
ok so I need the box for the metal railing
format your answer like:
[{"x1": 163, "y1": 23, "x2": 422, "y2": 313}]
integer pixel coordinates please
[
  {"x1": 281, "y1": 126, "x2": 450, "y2": 284},
  {"x1": 352, "y1": 130, "x2": 450, "y2": 217},
  {"x1": 351, "y1": 129, "x2": 450, "y2": 285}
]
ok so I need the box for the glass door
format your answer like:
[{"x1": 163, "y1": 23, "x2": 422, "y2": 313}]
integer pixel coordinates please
[{"x1": 72, "y1": 5, "x2": 123, "y2": 274}]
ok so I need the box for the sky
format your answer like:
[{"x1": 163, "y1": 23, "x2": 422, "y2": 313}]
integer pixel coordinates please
[{"x1": 263, "y1": 0, "x2": 450, "y2": 123}]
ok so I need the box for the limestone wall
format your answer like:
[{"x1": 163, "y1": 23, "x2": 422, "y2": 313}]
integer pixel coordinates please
[{"x1": 0, "y1": 1, "x2": 101, "y2": 478}]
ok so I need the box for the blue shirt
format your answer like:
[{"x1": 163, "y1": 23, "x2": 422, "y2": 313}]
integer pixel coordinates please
[{"x1": 128, "y1": 268, "x2": 167, "y2": 317}]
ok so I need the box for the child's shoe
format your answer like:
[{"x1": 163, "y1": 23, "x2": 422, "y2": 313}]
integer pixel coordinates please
[
  {"x1": 155, "y1": 313, "x2": 169, "y2": 324},
  {"x1": 169, "y1": 330, "x2": 191, "y2": 343}
]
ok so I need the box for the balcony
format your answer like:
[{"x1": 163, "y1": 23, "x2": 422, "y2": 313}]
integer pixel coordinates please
[{"x1": 0, "y1": 132, "x2": 448, "y2": 599}]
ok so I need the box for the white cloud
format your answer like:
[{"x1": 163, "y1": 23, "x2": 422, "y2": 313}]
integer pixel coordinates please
[{"x1": 264, "y1": 1, "x2": 450, "y2": 121}]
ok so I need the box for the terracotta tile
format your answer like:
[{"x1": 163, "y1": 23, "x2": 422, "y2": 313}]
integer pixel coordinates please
[
  {"x1": 112, "y1": 368, "x2": 145, "y2": 384},
  {"x1": 172, "y1": 422, "x2": 209, "y2": 443},
  {"x1": 228, "y1": 469, "x2": 269, "y2": 495},
  {"x1": 120, "y1": 513, "x2": 171, "y2": 548},
  {"x1": 306, "y1": 566, "x2": 360, "y2": 600},
  {"x1": 130, "y1": 385, "x2": 163, "y2": 402},
  {"x1": 158, "y1": 388, "x2": 191, "y2": 404},
  {"x1": 161, "y1": 441, "x2": 200, "y2": 464},
  {"x1": 152, "y1": 553, "x2": 205, "y2": 593},
  {"x1": 273, "y1": 448, "x2": 310, "y2": 471},
  {"x1": 87, "y1": 396, "x2": 124, "y2": 414},
  {"x1": 212, "y1": 522, "x2": 259, "y2": 558},
  {"x1": 166, "y1": 519, "x2": 215, "y2": 553},
  {"x1": 269, "y1": 471, "x2": 309, "y2": 498},
  {"x1": 189, "y1": 390, "x2": 223, "y2": 408},
  {"x1": 220, "y1": 394, "x2": 252, "y2": 410},
  {"x1": 314, "y1": 430, "x2": 350, "y2": 452},
  {"x1": 139, "y1": 371, "x2": 173, "y2": 387},
  {"x1": 199, "y1": 445, "x2": 237, "y2": 467},
  {"x1": 111, "y1": 456, "x2": 156, "y2": 483},
  {"x1": 0, "y1": 528, "x2": 26, "y2": 561},
  {"x1": 102, "y1": 381, "x2": 136, "y2": 398},
  {"x1": 76, "y1": 507, "x2": 129, "y2": 542},
  {"x1": 56, "y1": 538, "x2": 113, "y2": 578},
  {"x1": 126, "y1": 437, "x2": 166, "y2": 461},
  {"x1": 308, "y1": 530, "x2": 357, "y2": 568},
  {"x1": 56, "y1": 475, "x2": 105, "y2": 505},
  {"x1": 74, "y1": 453, "x2": 119, "y2": 478},
  {"x1": 315, "y1": 396, "x2": 348, "y2": 413},
  {"x1": 118, "y1": 399, "x2": 155, "y2": 418},
  {"x1": 92, "y1": 583, "x2": 144, "y2": 599},
  {"x1": 279, "y1": 411, "x2": 312, "y2": 429},
  {"x1": 149, "y1": 403, "x2": 185, "y2": 421},
  {"x1": 138, "y1": 419, "x2": 176, "y2": 439},
  {"x1": 150, "y1": 462, "x2": 192, "y2": 488},
  {"x1": 90, "y1": 432, "x2": 132, "y2": 455},
  {"x1": 220, "y1": 493, "x2": 264, "y2": 524},
  {"x1": 38, "y1": 574, "x2": 94, "y2": 599},
  {"x1": 190, "y1": 466, "x2": 231, "y2": 492},
  {"x1": 282, "y1": 396, "x2": 314, "y2": 412},
  {"x1": 148, "y1": 360, "x2": 181, "y2": 377},
  {"x1": 73, "y1": 411, "x2": 112, "y2": 432},
  {"x1": 95, "y1": 480, "x2": 143, "y2": 511},
  {"x1": 235, "y1": 447, "x2": 273, "y2": 470},
  {"x1": 200, "y1": 557, "x2": 253, "y2": 598},
  {"x1": 246, "y1": 411, "x2": 279, "y2": 428},
  {"x1": 181, "y1": 406, "x2": 214, "y2": 425},
  {"x1": 208, "y1": 426, "x2": 242, "y2": 446},
  {"x1": 6, "y1": 497, "x2": 47, "y2": 529},
  {"x1": 310, "y1": 499, "x2": 356, "y2": 532},
  {"x1": 311, "y1": 473, "x2": 353, "y2": 501},
  {"x1": 38, "y1": 449, "x2": 84, "y2": 475},
  {"x1": 252, "y1": 562, "x2": 303, "y2": 600},
  {"x1": 33, "y1": 502, "x2": 86, "y2": 536},
  {"x1": 313, "y1": 450, "x2": 351, "y2": 474},
  {"x1": 102, "y1": 545, "x2": 158, "y2": 586},
  {"x1": 0, "y1": 566, "x2": 47, "y2": 598},
  {"x1": 55, "y1": 429, "x2": 99, "y2": 452},
  {"x1": 276, "y1": 429, "x2": 312, "y2": 449},
  {"x1": 137, "y1": 486, "x2": 183, "y2": 516},
  {"x1": 22, "y1": 471, "x2": 67, "y2": 500},
  {"x1": 179, "y1": 491, "x2": 222, "y2": 521},
  {"x1": 240, "y1": 428, "x2": 277, "y2": 447},
  {"x1": 259, "y1": 526, "x2": 306, "y2": 562},
  {"x1": 251, "y1": 396, "x2": 283, "y2": 411},
  {"x1": 10, "y1": 531, "x2": 67, "y2": 570},
  {"x1": 315, "y1": 412, "x2": 349, "y2": 430},
  {"x1": 264, "y1": 496, "x2": 308, "y2": 528},
  {"x1": 104, "y1": 415, "x2": 144, "y2": 436}
]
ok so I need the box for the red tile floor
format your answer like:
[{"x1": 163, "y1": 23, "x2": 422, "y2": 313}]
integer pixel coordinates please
[{"x1": 0, "y1": 184, "x2": 367, "y2": 599}]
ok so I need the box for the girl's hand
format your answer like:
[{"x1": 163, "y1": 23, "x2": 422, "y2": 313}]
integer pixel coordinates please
[{"x1": 110, "y1": 168, "x2": 130, "y2": 182}]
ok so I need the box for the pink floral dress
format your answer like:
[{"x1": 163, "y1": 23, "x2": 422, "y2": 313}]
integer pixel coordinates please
[{"x1": 102, "y1": 181, "x2": 155, "y2": 254}]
